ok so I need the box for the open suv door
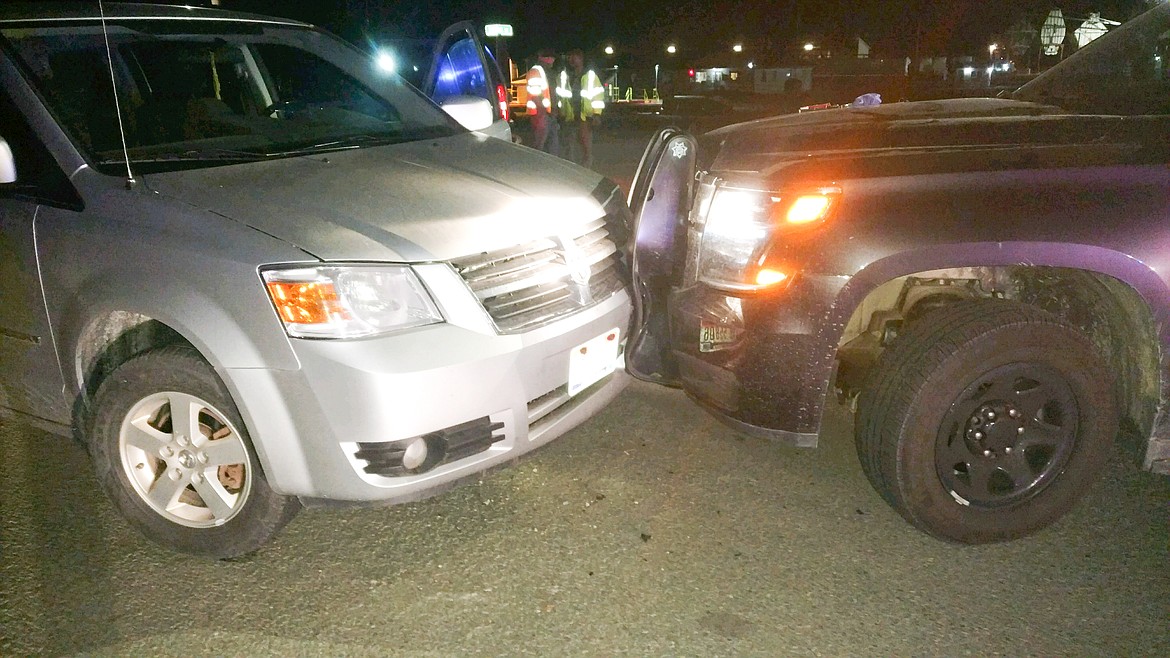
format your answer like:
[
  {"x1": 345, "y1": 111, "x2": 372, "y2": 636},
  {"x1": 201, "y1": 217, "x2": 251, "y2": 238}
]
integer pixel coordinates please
[{"x1": 625, "y1": 128, "x2": 697, "y2": 384}]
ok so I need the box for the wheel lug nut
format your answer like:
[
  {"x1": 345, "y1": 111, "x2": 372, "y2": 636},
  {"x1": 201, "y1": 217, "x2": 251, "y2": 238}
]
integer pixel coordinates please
[
  {"x1": 176, "y1": 435, "x2": 188, "y2": 447},
  {"x1": 1009, "y1": 409, "x2": 1019, "y2": 418},
  {"x1": 161, "y1": 446, "x2": 173, "y2": 457},
  {"x1": 198, "y1": 453, "x2": 209, "y2": 464},
  {"x1": 1005, "y1": 447, "x2": 1013, "y2": 454},
  {"x1": 974, "y1": 431, "x2": 984, "y2": 440},
  {"x1": 170, "y1": 467, "x2": 183, "y2": 480},
  {"x1": 191, "y1": 472, "x2": 203, "y2": 484},
  {"x1": 987, "y1": 411, "x2": 996, "y2": 420}
]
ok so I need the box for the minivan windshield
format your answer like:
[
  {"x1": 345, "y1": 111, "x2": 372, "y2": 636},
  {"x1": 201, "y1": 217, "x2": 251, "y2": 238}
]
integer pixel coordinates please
[
  {"x1": 1, "y1": 20, "x2": 462, "y2": 173},
  {"x1": 1014, "y1": 4, "x2": 1170, "y2": 115}
]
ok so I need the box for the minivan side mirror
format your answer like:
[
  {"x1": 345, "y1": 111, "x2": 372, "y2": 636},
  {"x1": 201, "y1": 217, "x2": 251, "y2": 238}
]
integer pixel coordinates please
[
  {"x1": 0, "y1": 138, "x2": 15, "y2": 184},
  {"x1": 438, "y1": 95, "x2": 495, "y2": 132}
]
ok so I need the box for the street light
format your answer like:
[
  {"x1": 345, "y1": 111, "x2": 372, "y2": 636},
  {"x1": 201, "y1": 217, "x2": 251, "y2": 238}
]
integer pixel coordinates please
[
  {"x1": 604, "y1": 45, "x2": 614, "y2": 55},
  {"x1": 667, "y1": 44, "x2": 677, "y2": 54},
  {"x1": 375, "y1": 51, "x2": 396, "y2": 74},
  {"x1": 733, "y1": 44, "x2": 743, "y2": 53},
  {"x1": 803, "y1": 43, "x2": 815, "y2": 52},
  {"x1": 483, "y1": 24, "x2": 513, "y2": 87}
]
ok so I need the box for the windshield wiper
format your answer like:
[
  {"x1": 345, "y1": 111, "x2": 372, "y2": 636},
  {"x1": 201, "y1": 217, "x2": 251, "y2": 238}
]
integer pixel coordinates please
[
  {"x1": 268, "y1": 133, "x2": 407, "y2": 157},
  {"x1": 271, "y1": 126, "x2": 459, "y2": 157},
  {"x1": 100, "y1": 147, "x2": 269, "y2": 165}
]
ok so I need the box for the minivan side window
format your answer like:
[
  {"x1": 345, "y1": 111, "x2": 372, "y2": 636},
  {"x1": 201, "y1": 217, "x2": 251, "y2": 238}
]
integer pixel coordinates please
[
  {"x1": 3, "y1": 22, "x2": 460, "y2": 175},
  {"x1": 0, "y1": 85, "x2": 80, "y2": 210}
]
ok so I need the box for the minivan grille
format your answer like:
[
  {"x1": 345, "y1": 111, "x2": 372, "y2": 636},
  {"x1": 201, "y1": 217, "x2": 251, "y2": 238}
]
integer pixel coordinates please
[{"x1": 452, "y1": 216, "x2": 626, "y2": 333}]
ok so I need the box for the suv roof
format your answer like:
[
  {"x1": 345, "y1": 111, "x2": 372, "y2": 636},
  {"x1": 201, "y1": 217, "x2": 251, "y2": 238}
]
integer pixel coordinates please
[{"x1": 0, "y1": 2, "x2": 308, "y2": 27}]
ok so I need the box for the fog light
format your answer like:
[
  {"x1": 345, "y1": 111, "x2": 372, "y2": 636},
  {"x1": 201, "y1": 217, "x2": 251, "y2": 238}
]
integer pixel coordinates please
[{"x1": 401, "y1": 437, "x2": 429, "y2": 470}]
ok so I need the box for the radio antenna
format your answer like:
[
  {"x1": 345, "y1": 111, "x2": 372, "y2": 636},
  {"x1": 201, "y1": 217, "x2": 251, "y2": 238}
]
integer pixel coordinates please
[{"x1": 97, "y1": 0, "x2": 135, "y2": 187}]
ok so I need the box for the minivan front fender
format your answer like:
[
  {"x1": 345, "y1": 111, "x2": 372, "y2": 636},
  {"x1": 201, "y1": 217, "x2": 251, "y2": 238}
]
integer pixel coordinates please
[{"x1": 36, "y1": 178, "x2": 312, "y2": 403}]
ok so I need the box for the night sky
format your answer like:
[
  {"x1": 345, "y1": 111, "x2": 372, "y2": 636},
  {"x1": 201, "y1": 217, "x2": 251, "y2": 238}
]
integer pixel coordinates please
[{"x1": 174, "y1": 0, "x2": 1153, "y2": 61}]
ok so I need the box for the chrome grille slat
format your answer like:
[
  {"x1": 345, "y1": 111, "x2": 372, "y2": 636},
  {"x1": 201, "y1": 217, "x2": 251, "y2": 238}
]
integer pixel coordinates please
[
  {"x1": 579, "y1": 240, "x2": 617, "y2": 264},
  {"x1": 452, "y1": 238, "x2": 558, "y2": 274},
  {"x1": 466, "y1": 260, "x2": 570, "y2": 298},
  {"x1": 491, "y1": 291, "x2": 573, "y2": 321},
  {"x1": 454, "y1": 216, "x2": 626, "y2": 334},
  {"x1": 485, "y1": 284, "x2": 571, "y2": 317},
  {"x1": 575, "y1": 227, "x2": 609, "y2": 250},
  {"x1": 461, "y1": 251, "x2": 559, "y2": 287}
]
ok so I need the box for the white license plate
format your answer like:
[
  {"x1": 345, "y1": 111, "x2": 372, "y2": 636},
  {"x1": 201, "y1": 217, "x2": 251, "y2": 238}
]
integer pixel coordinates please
[{"x1": 568, "y1": 327, "x2": 621, "y2": 396}]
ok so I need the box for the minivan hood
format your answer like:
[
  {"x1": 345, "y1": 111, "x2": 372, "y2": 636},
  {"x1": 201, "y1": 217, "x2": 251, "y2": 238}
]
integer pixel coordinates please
[
  {"x1": 143, "y1": 132, "x2": 606, "y2": 262},
  {"x1": 703, "y1": 97, "x2": 1160, "y2": 180}
]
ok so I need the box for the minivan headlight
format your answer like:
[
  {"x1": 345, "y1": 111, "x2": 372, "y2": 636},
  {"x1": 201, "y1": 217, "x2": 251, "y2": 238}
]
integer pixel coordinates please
[{"x1": 262, "y1": 266, "x2": 442, "y2": 339}]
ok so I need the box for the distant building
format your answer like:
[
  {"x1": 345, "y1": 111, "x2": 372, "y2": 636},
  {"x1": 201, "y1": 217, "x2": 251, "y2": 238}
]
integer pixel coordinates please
[{"x1": 753, "y1": 67, "x2": 813, "y2": 93}]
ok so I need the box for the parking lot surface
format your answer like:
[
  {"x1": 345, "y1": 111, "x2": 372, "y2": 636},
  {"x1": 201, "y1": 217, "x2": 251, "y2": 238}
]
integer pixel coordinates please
[{"x1": 2, "y1": 380, "x2": 1167, "y2": 656}]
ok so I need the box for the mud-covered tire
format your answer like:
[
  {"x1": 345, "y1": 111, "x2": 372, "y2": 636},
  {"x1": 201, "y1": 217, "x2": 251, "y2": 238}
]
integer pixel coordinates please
[
  {"x1": 855, "y1": 300, "x2": 1117, "y2": 543},
  {"x1": 89, "y1": 346, "x2": 300, "y2": 558}
]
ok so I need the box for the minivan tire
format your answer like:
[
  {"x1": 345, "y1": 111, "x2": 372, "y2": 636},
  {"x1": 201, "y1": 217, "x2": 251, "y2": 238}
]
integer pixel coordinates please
[
  {"x1": 855, "y1": 300, "x2": 1117, "y2": 544},
  {"x1": 89, "y1": 346, "x2": 300, "y2": 558}
]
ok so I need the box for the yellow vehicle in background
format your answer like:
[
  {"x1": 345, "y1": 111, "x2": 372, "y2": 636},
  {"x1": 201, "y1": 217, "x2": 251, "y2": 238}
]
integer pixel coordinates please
[{"x1": 508, "y1": 59, "x2": 530, "y2": 118}]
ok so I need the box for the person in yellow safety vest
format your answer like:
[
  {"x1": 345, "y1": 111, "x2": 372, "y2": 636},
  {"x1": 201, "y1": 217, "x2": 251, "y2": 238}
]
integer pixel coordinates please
[
  {"x1": 556, "y1": 49, "x2": 604, "y2": 168},
  {"x1": 525, "y1": 50, "x2": 559, "y2": 155}
]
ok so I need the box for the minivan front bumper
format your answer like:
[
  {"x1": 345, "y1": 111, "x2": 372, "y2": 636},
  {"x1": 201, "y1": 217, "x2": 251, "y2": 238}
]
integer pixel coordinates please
[{"x1": 221, "y1": 292, "x2": 630, "y2": 502}]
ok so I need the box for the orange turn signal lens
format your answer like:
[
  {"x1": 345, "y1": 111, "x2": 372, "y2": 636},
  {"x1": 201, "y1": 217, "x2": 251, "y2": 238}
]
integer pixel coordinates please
[
  {"x1": 754, "y1": 268, "x2": 790, "y2": 287},
  {"x1": 786, "y1": 194, "x2": 833, "y2": 224},
  {"x1": 769, "y1": 186, "x2": 841, "y2": 228},
  {"x1": 266, "y1": 280, "x2": 348, "y2": 325}
]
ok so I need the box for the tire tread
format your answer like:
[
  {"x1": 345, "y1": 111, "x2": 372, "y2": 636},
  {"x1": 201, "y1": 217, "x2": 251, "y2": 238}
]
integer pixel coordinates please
[{"x1": 855, "y1": 299, "x2": 1116, "y2": 543}]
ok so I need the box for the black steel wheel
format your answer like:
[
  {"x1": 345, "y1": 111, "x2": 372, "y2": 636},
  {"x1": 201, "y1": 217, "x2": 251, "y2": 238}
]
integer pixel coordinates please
[{"x1": 856, "y1": 300, "x2": 1117, "y2": 543}]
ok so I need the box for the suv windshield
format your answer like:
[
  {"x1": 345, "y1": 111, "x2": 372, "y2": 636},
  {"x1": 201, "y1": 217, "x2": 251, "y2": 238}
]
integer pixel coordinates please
[
  {"x1": 1015, "y1": 4, "x2": 1170, "y2": 115},
  {"x1": 1, "y1": 20, "x2": 461, "y2": 173}
]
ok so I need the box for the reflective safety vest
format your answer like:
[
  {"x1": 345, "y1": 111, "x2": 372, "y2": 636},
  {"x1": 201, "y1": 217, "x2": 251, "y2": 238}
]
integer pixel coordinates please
[
  {"x1": 556, "y1": 69, "x2": 605, "y2": 121},
  {"x1": 525, "y1": 64, "x2": 552, "y2": 115}
]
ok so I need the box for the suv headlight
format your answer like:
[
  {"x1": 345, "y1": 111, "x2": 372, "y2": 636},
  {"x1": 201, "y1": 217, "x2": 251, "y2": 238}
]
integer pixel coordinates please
[
  {"x1": 696, "y1": 184, "x2": 840, "y2": 292},
  {"x1": 262, "y1": 266, "x2": 442, "y2": 339}
]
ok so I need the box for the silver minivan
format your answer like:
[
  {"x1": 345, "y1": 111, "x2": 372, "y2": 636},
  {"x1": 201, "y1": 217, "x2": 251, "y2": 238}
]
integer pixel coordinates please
[{"x1": 0, "y1": 4, "x2": 631, "y2": 557}]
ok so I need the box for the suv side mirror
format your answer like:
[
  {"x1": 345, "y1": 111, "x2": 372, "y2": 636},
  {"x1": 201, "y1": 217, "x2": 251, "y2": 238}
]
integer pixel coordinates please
[
  {"x1": 439, "y1": 95, "x2": 495, "y2": 132},
  {"x1": 0, "y1": 138, "x2": 15, "y2": 184}
]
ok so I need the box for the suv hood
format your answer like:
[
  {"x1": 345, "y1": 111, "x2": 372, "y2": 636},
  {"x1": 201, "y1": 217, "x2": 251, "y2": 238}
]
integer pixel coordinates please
[
  {"x1": 142, "y1": 133, "x2": 606, "y2": 262},
  {"x1": 703, "y1": 97, "x2": 1159, "y2": 180}
]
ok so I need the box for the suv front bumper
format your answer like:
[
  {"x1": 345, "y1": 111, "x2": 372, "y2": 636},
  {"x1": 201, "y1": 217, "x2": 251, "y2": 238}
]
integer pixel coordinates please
[{"x1": 666, "y1": 275, "x2": 849, "y2": 446}]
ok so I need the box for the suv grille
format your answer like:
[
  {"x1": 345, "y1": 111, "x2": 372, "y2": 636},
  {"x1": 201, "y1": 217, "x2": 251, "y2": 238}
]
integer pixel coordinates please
[{"x1": 452, "y1": 216, "x2": 626, "y2": 333}]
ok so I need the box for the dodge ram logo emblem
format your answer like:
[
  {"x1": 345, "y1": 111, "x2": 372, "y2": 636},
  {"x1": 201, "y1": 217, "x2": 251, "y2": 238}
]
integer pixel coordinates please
[{"x1": 555, "y1": 234, "x2": 593, "y2": 306}]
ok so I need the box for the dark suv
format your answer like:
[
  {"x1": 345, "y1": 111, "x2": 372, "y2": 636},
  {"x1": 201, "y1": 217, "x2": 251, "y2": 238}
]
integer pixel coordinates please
[{"x1": 626, "y1": 3, "x2": 1170, "y2": 543}]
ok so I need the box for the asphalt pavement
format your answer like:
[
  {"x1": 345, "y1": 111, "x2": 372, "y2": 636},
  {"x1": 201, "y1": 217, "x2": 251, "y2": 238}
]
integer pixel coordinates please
[
  {"x1": 3, "y1": 126, "x2": 1168, "y2": 656},
  {"x1": 2, "y1": 379, "x2": 1167, "y2": 656}
]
